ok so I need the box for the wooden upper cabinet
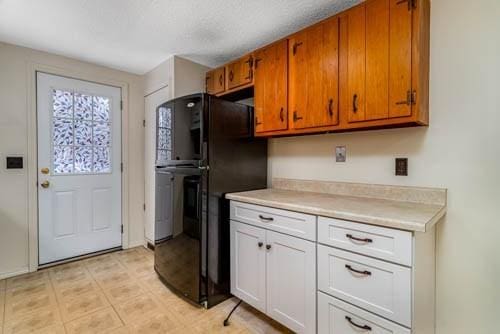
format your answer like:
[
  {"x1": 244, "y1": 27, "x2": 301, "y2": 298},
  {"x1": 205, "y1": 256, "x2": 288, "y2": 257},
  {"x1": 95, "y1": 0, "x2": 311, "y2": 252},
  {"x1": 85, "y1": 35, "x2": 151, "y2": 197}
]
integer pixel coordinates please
[
  {"x1": 346, "y1": 0, "x2": 413, "y2": 123},
  {"x1": 226, "y1": 55, "x2": 253, "y2": 90},
  {"x1": 206, "y1": 67, "x2": 225, "y2": 95},
  {"x1": 254, "y1": 40, "x2": 288, "y2": 133},
  {"x1": 288, "y1": 18, "x2": 339, "y2": 130}
]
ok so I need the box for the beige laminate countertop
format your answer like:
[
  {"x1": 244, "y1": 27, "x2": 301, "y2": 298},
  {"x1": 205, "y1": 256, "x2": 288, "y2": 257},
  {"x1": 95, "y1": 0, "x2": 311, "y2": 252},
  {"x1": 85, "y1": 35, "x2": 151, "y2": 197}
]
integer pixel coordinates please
[{"x1": 226, "y1": 188, "x2": 446, "y2": 232}]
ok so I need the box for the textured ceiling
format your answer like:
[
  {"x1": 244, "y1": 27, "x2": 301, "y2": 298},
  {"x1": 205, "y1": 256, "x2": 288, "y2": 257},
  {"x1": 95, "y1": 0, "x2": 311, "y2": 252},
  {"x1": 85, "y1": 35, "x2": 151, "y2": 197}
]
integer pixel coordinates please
[{"x1": 0, "y1": 0, "x2": 361, "y2": 74}]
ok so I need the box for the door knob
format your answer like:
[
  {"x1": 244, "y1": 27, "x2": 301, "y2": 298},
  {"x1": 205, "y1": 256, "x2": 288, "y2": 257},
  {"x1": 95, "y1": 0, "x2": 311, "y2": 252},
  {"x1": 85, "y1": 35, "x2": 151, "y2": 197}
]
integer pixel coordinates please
[
  {"x1": 41, "y1": 167, "x2": 49, "y2": 174},
  {"x1": 40, "y1": 180, "x2": 50, "y2": 188}
]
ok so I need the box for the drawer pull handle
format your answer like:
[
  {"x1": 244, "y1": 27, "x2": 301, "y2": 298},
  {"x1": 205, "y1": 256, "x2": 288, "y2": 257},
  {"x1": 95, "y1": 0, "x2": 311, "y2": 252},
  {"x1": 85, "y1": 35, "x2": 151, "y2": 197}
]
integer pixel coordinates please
[
  {"x1": 345, "y1": 316, "x2": 372, "y2": 331},
  {"x1": 258, "y1": 215, "x2": 274, "y2": 222},
  {"x1": 345, "y1": 264, "x2": 371, "y2": 276},
  {"x1": 346, "y1": 234, "x2": 373, "y2": 244}
]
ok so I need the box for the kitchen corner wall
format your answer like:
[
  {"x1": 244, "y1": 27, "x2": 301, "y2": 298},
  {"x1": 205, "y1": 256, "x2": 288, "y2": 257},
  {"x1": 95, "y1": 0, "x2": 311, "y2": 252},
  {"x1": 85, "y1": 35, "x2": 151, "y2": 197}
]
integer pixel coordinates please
[
  {"x1": 0, "y1": 42, "x2": 145, "y2": 278},
  {"x1": 268, "y1": 0, "x2": 500, "y2": 333}
]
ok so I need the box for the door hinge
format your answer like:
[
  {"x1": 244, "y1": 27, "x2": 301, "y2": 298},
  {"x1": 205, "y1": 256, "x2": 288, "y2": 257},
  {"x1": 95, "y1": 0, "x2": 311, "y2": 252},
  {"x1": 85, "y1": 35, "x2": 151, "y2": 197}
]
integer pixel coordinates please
[
  {"x1": 411, "y1": 90, "x2": 417, "y2": 105},
  {"x1": 121, "y1": 225, "x2": 124, "y2": 234},
  {"x1": 396, "y1": 0, "x2": 417, "y2": 10},
  {"x1": 143, "y1": 119, "x2": 146, "y2": 127},
  {"x1": 120, "y1": 163, "x2": 124, "y2": 172},
  {"x1": 120, "y1": 100, "x2": 123, "y2": 111},
  {"x1": 143, "y1": 203, "x2": 146, "y2": 211}
]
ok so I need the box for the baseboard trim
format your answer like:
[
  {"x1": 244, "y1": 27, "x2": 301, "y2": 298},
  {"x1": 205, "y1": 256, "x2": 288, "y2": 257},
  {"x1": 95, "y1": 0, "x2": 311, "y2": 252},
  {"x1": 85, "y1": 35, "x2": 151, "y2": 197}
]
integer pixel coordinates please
[
  {"x1": 0, "y1": 267, "x2": 30, "y2": 280},
  {"x1": 128, "y1": 239, "x2": 146, "y2": 249}
]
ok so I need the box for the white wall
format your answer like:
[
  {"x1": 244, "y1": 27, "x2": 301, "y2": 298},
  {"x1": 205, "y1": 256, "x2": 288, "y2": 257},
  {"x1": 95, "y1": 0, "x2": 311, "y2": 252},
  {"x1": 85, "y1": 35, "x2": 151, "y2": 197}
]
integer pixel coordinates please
[
  {"x1": 0, "y1": 42, "x2": 145, "y2": 277},
  {"x1": 268, "y1": 0, "x2": 500, "y2": 332}
]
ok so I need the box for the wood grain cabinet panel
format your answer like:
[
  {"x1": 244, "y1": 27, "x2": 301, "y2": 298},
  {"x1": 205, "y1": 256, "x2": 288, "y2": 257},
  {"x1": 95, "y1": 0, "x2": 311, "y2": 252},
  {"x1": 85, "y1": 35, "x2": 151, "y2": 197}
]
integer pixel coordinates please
[
  {"x1": 206, "y1": 67, "x2": 225, "y2": 95},
  {"x1": 226, "y1": 55, "x2": 253, "y2": 90},
  {"x1": 346, "y1": 0, "x2": 414, "y2": 123},
  {"x1": 254, "y1": 40, "x2": 288, "y2": 133},
  {"x1": 288, "y1": 18, "x2": 339, "y2": 130}
]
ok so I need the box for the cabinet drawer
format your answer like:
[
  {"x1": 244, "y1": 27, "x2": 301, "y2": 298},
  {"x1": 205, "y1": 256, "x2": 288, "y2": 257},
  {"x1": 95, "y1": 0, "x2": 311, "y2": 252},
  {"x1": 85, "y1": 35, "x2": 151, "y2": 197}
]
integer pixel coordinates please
[
  {"x1": 318, "y1": 292, "x2": 410, "y2": 334},
  {"x1": 318, "y1": 246, "x2": 411, "y2": 327},
  {"x1": 318, "y1": 217, "x2": 413, "y2": 266},
  {"x1": 230, "y1": 201, "x2": 316, "y2": 241}
]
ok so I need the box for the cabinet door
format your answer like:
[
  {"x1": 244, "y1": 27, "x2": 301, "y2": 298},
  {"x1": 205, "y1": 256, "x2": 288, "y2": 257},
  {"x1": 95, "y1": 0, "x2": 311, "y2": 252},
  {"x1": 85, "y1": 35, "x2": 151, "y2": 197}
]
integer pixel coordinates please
[
  {"x1": 347, "y1": 0, "x2": 413, "y2": 123},
  {"x1": 389, "y1": 0, "x2": 412, "y2": 118},
  {"x1": 207, "y1": 67, "x2": 225, "y2": 95},
  {"x1": 230, "y1": 221, "x2": 266, "y2": 313},
  {"x1": 205, "y1": 71, "x2": 215, "y2": 94},
  {"x1": 289, "y1": 18, "x2": 339, "y2": 130},
  {"x1": 254, "y1": 40, "x2": 288, "y2": 133},
  {"x1": 227, "y1": 56, "x2": 253, "y2": 90},
  {"x1": 266, "y1": 230, "x2": 316, "y2": 334}
]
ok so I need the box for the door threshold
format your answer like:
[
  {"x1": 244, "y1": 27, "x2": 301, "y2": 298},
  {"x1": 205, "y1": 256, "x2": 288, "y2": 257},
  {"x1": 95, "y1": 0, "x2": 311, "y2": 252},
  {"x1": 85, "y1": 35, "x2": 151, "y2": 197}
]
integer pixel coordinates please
[{"x1": 38, "y1": 246, "x2": 122, "y2": 269}]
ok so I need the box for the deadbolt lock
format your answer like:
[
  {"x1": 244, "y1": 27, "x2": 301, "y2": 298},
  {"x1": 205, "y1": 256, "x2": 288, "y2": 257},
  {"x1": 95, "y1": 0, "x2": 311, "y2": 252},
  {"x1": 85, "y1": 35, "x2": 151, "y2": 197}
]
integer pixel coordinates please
[{"x1": 41, "y1": 167, "x2": 49, "y2": 174}]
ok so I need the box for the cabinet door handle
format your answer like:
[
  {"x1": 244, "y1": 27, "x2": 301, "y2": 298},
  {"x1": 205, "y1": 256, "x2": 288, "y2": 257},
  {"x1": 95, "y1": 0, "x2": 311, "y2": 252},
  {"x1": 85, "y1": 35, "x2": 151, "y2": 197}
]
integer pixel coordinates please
[
  {"x1": 219, "y1": 74, "x2": 223, "y2": 87},
  {"x1": 266, "y1": 244, "x2": 272, "y2": 250},
  {"x1": 254, "y1": 58, "x2": 262, "y2": 69},
  {"x1": 258, "y1": 242, "x2": 263, "y2": 248},
  {"x1": 353, "y1": 94, "x2": 359, "y2": 113},
  {"x1": 292, "y1": 42, "x2": 303, "y2": 55},
  {"x1": 279, "y1": 107, "x2": 284, "y2": 122},
  {"x1": 293, "y1": 111, "x2": 303, "y2": 122},
  {"x1": 346, "y1": 234, "x2": 373, "y2": 243},
  {"x1": 345, "y1": 264, "x2": 371, "y2": 276},
  {"x1": 328, "y1": 98, "x2": 334, "y2": 116},
  {"x1": 258, "y1": 215, "x2": 274, "y2": 221},
  {"x1": 345, "y1": 316, "x2": 372, "y2": 331},
  {"x1": 244, "y1": 57, "x2": 253, "y2": 80},
  {"x1": 229, "y1": 70, "x2": 234, "y2": 82}
]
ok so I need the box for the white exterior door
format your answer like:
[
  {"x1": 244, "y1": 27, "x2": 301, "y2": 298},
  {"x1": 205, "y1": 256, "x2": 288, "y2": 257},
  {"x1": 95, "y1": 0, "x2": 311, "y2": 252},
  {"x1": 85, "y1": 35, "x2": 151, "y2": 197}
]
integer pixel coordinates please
[
  {"x1": 266, "y1": 230, "x2": 316, "y2": 334},
  {"x1": 37, "y1": 72, "x2": 122, "y2": 265},
  {"x1": 230, "y1": 220, "x2": 266, "y2": 313}
]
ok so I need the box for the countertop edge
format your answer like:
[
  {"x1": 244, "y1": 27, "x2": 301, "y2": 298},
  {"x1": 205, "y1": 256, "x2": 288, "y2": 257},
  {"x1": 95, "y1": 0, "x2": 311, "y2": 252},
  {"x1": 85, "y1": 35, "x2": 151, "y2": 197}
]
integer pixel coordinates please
[{"x1": 226, "y1": 193, "x2": 445, "y2": 233}]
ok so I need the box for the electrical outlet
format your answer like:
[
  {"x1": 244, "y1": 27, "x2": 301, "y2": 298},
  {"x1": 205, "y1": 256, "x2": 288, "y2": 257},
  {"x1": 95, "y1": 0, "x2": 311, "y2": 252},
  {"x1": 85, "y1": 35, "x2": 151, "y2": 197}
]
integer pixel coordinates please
[
  {"x1": 336, "y1": 146, "x2": 346, "y2": 162},
  {"x1": 395, "y1": 158, "x2": 408, "y2": 176}
]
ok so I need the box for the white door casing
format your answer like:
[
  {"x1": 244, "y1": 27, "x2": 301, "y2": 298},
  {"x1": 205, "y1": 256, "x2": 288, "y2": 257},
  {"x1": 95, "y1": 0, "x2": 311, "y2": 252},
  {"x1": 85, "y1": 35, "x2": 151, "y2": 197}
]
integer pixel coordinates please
[
  {"x1": 37, "y1": 72, "x2": 122, "y2": 265},
  {"x1": 144, "y1": 86, "x2": 170, "y2": 243}
]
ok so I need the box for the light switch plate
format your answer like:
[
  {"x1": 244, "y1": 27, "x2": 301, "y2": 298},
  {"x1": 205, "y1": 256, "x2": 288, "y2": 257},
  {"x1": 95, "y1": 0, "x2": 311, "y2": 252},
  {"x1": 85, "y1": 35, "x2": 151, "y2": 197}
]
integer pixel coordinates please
[{"x1": 336, "y1": 146, "x2": 346, "y2": 162}]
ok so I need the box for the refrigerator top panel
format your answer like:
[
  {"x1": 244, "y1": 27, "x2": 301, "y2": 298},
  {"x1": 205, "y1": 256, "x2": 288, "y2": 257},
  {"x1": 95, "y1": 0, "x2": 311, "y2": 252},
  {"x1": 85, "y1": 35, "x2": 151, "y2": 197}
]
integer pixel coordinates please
[{"x1": 156, "y1": 94, "x2": 205, "y2": 167}]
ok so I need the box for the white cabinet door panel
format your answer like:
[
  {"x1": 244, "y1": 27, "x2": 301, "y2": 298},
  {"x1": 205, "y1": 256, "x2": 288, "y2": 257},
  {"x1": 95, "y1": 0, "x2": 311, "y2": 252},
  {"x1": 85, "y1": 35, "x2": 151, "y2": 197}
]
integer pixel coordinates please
[
  {"x1": 230, "y1": 220, "x2": 266, "y2": 312},
  {"x1": 318, "y1": 245, "x2": 411, "y2": 327},
  {"x1": 266, "y1": 230, "x2": 316, "y2": 334},
  {"x1": 318, "y1": 292, "x2": 411, "y2": 334}
]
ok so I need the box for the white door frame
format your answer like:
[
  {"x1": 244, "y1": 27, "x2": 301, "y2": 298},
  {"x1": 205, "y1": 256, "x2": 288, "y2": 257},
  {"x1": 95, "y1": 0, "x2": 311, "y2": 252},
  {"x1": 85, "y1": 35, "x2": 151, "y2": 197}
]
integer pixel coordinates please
[{"x1": 26, "y1": 62, "x2": 131, "y2": 272}]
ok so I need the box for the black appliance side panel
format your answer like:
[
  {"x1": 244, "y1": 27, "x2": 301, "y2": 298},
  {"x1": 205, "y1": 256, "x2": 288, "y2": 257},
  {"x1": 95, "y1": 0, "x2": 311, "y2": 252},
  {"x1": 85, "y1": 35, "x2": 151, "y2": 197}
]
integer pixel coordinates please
[{"x1": 205, "y1": 96, "x2": 268, "y2": 308}]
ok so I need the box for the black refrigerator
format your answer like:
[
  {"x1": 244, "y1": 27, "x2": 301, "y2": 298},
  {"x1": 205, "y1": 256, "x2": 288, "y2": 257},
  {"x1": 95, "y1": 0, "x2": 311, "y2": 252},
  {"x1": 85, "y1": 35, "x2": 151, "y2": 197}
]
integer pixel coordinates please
[{"x1": 154, "y1": 93, "x2": 267, "y2": 308}]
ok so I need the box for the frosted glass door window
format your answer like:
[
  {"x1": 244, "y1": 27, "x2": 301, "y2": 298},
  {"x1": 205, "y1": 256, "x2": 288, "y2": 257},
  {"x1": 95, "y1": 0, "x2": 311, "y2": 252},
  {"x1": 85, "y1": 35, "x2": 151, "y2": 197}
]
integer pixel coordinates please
[
  {"x1": 157, "y1": 106, "x2": 172, "y2": 162},
  {"x1": 52, "y1": 89, "x2": 112, "y2": 174}
]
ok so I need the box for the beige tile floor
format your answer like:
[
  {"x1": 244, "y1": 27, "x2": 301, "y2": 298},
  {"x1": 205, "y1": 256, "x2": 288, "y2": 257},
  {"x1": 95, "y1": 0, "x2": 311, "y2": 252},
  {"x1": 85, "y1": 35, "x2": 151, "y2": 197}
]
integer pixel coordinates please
[{"x1": 0, "y1": 247, "x2": 291, "y2": 334}]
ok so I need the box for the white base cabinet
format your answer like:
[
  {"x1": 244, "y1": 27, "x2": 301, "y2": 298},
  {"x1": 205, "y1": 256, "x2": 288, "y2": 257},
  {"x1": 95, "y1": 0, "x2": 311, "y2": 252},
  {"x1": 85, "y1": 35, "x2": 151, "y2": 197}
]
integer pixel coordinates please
[
  {"x1": 229, "y1": 200, "x2": 437, "y2": 334},
  {"x1": 230, "y1": 219, "x2": 316, "y2": 334}
]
